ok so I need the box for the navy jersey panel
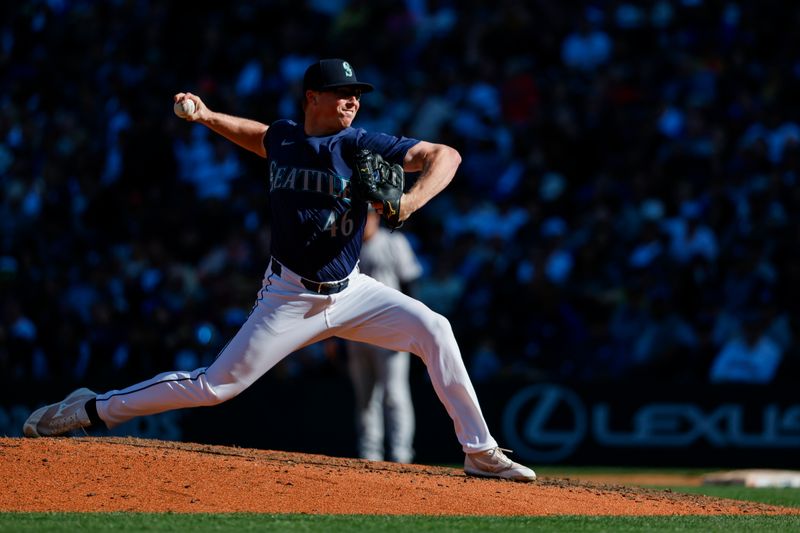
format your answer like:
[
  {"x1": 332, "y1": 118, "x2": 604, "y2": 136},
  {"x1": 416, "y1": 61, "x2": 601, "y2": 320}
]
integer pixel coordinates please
[{"x1": 264, "y1": 119, "x2": 420, "y2": 281}]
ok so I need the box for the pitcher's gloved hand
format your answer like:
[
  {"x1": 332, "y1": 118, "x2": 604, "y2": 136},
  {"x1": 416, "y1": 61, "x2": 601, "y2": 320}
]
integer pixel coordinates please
[{"x1": 351, "y1": 149, "x2": 404, "y2": 229}]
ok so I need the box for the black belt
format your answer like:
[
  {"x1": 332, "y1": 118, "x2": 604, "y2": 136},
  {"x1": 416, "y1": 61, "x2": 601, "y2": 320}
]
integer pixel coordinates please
[{"x1": 270, "y1": 258, "x2": 349, "y2": 295}]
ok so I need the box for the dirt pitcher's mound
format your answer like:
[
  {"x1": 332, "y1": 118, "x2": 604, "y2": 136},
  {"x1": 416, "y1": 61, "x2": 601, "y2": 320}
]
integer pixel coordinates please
[{"x1": 1, "y1": 437, "x2": 797, "y2": 516}]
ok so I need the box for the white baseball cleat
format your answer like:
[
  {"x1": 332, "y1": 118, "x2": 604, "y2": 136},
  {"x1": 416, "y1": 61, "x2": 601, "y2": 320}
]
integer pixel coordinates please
[
  {"x1": 464, "y1": 447, "x2": 536, "y2": 482},
  {"x1": 23, "y1": 388, "x2": 97, "y2": 437}
]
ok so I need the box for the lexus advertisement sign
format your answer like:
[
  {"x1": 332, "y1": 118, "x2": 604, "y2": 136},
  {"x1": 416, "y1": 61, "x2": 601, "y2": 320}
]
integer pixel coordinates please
[{"x1": 497, "y1": 382, "x2": 800, "y2": 467}]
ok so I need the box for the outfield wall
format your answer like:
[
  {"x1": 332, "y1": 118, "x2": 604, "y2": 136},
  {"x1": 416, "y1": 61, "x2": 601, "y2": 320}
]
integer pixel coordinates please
[{"x1": 6, "y1": 376, "x2": 798, "y2": 468}]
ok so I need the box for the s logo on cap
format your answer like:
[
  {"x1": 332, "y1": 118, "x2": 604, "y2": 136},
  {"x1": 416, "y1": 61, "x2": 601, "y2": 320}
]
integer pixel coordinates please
[{"x1": 342, "y1": 61, "x2": 353, "y2": 78}]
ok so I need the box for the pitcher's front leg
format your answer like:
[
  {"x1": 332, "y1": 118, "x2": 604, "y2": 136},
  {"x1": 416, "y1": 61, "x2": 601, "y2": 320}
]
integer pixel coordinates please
[{"x1": 331, "y1": 275, "x2": 498, "y2": 453}]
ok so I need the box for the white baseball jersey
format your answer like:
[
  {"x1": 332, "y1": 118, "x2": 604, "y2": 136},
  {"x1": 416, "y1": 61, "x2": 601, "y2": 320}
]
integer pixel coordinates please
[{"x1": 358, "y1": 230, "x2": 422, "y2": 290}]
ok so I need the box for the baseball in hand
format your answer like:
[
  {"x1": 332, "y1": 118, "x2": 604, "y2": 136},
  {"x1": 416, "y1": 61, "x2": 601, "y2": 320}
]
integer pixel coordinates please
[{"x1": 173, "y1": 99, "x2": 196, "y2": 118}]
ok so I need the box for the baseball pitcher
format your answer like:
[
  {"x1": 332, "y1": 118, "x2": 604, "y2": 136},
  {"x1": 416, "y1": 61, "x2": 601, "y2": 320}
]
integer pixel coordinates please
[{"x1": 23, "y1": 58, "x2": 535, "y2": 482}]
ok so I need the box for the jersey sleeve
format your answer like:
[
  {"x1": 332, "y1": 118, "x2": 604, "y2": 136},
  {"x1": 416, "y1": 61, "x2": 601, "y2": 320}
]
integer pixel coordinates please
[
  {"x1": 263, "y1": 119, "x2": 295, "y2": 156},
  {"x1": 356, "y1": 130, "x2": 420, "y2": 166}
]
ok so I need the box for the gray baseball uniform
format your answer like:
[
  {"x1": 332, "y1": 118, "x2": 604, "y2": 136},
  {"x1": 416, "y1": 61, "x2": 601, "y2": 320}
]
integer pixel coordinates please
[{"x1": 348, "y1": 226, "x2": 422, "y2": 463}]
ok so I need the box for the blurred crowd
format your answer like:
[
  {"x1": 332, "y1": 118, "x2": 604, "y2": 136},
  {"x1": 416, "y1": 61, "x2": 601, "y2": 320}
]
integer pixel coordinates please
[{"x1": 2, "y1": 0, "x2": 800, "y2": 393}]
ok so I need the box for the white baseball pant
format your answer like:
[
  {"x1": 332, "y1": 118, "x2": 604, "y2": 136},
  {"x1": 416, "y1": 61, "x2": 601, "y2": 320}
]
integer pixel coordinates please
[{"x1": 95, "y1": 260, "x2": 498, "y2": 453}]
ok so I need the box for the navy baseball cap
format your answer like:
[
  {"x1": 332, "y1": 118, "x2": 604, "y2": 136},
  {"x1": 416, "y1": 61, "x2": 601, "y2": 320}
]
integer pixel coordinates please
[{"x1": 303, "y1": 59, "x2": 374, "y2": 93}]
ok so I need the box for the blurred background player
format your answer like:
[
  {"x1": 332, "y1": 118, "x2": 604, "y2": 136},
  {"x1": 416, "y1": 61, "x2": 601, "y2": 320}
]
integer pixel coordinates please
[{"x1": 347, "y1": 208, "x2": 422, "y2": 463}]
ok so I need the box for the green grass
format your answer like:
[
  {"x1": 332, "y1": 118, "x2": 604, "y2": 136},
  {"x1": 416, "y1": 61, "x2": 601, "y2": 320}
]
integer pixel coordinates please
[
  {"x1": 1, "y1": 513, "x2": 800, "y2": 533},
  {"x1": 654, "y1": 485, "x2": 800, "y2": 509},
  {"x1": 540, "y1": 467, "x2": 800, "y2": 509}
]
